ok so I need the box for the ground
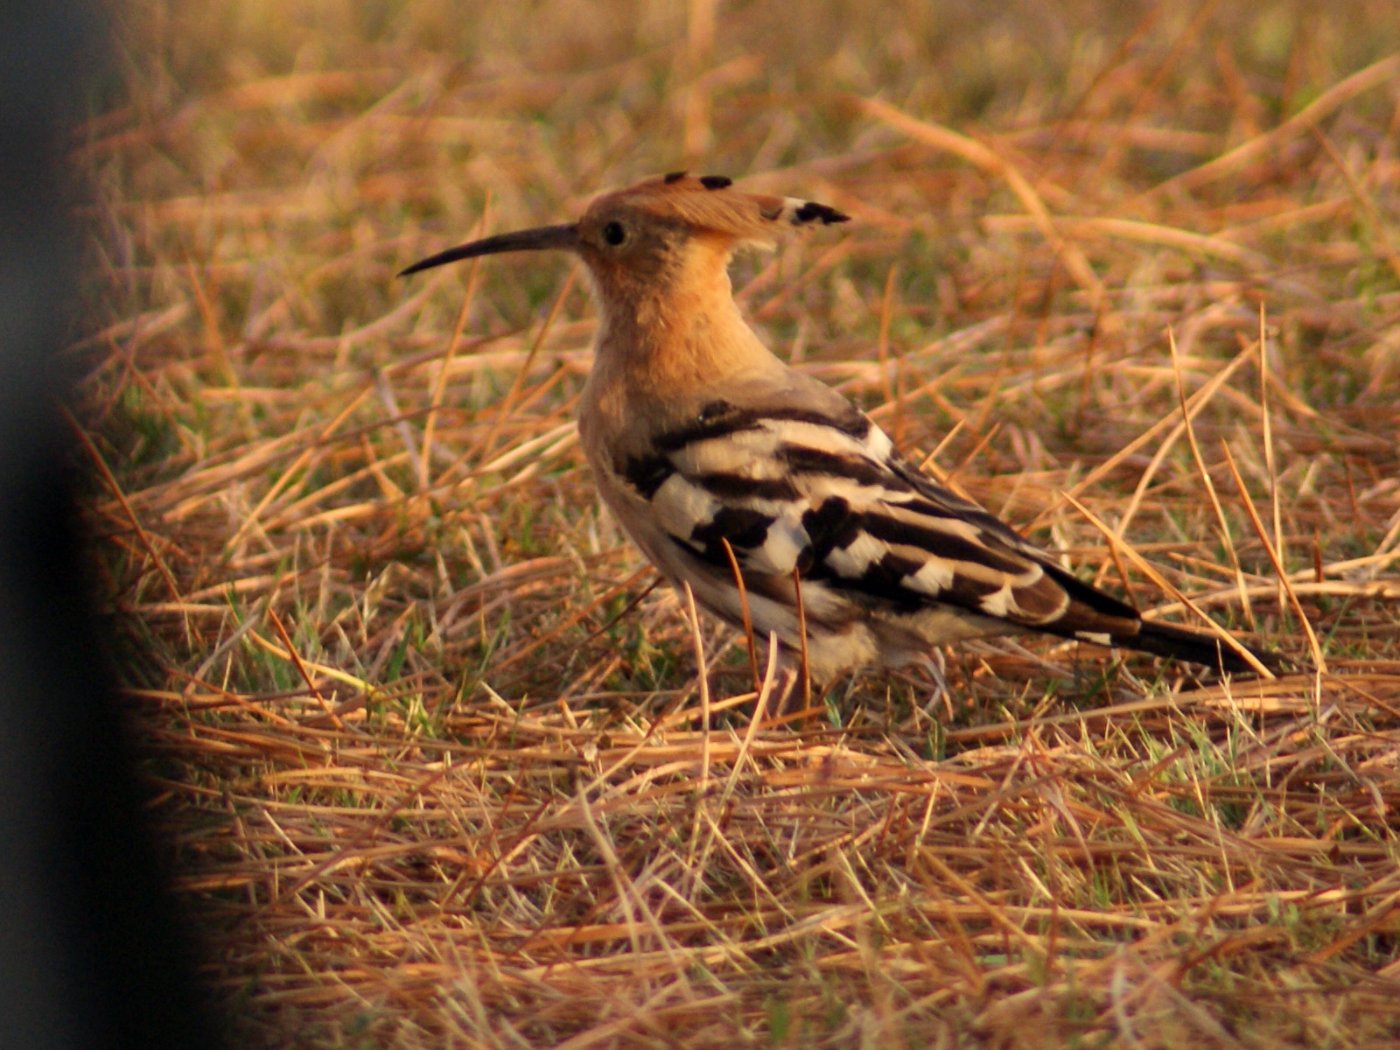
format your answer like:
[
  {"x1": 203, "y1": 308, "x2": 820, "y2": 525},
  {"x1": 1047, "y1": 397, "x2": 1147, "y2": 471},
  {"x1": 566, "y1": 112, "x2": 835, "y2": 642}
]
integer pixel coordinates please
[{"x1": 77, "y1": 2, "x2": 1399, "y2": 1046}]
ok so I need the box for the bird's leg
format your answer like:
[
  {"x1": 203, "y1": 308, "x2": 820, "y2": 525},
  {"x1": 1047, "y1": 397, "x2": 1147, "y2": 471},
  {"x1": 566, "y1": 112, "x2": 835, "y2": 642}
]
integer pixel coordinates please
[
  {"x1": 889, "y1": 651, "x2": 952, "y2": 737},
  {"x1": 769, "y1": 665, "x2": 802, "y2": 718},
  {"x1": 918, "y1": 649, "x2": 952, "y2": 721},
  {"x1": 750, "y1": 631, "x2": 804, "y2": 721}
]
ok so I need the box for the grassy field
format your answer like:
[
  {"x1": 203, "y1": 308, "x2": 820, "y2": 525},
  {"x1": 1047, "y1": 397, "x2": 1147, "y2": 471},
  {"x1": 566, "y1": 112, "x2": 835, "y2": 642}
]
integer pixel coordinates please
[{"x1": 77, "y1": 1, "x2": 1400, "y2": 1046}]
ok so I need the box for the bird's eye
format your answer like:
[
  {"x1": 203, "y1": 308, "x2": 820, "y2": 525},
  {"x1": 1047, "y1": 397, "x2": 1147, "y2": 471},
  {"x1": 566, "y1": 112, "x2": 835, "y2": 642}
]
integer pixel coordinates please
[{"x1": 601, "y1": 221, "x2": 627, "y2": 246}]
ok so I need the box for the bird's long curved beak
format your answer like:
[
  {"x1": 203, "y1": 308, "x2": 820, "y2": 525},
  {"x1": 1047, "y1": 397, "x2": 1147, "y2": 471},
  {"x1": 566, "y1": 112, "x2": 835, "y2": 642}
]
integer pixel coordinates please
[{"x1": 398, "y1": 223, "x2": 580, "y2": 277}]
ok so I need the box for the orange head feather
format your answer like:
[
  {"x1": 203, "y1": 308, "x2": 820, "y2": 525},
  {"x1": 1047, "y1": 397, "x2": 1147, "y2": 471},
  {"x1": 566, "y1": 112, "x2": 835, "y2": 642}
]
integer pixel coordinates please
[
  {"x1": 400, "y1": 173, "x2": 849, "y2": 386},
  {"x1": 400, "y1": 172, "x2": 847, "y2": 279}
]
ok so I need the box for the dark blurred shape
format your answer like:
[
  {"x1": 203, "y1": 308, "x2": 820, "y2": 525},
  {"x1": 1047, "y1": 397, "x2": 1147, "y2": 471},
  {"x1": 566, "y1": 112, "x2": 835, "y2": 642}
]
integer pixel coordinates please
[{"x1": 0, "y1": 4, "x2": 225, "y2": 1047}]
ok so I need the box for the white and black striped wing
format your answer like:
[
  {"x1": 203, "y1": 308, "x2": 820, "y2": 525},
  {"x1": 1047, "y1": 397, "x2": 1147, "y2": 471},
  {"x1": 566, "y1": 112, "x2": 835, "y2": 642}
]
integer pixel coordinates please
[{"x1": 614, "y1": 397, "x2": 1141, "y2": 639}]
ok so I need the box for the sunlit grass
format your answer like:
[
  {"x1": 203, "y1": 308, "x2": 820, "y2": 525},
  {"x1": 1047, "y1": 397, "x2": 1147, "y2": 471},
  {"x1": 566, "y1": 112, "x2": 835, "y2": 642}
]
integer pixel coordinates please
[{"x1": 77, "y1": 1, "x2": 1400, "y2": 1046}]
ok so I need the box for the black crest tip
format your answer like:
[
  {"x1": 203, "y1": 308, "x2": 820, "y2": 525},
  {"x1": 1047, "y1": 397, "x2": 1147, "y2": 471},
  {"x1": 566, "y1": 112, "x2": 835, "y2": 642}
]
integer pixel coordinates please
[{"x1": 793, "y1": 200, "x2": 850, "y2": 226}]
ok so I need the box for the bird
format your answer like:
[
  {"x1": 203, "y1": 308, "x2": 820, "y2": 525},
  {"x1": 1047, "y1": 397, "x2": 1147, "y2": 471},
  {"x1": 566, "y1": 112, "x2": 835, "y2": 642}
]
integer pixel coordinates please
[{"x1": 400, "y1": 172, "x2": 1278, "y2": 695}]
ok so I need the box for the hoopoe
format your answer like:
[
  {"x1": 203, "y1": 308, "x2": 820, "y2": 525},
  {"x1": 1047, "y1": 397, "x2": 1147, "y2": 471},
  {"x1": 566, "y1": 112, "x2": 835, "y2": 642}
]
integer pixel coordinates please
[{"x1": 402, "y1": 173, "x2": 1277, "y2": 688}]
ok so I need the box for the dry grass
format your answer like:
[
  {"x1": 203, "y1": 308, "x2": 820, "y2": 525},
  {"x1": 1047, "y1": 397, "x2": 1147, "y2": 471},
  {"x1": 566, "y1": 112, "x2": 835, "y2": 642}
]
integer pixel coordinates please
[{"x1": 75, "y1": 1, "x2": 1400, "y2": 1046}]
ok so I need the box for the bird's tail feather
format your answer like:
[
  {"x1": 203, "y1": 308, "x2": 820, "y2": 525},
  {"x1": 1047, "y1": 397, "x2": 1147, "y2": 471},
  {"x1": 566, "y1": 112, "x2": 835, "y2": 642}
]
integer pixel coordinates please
[{"x1": 1130, "y1": 619, "x2": 1286, "y2": 676}]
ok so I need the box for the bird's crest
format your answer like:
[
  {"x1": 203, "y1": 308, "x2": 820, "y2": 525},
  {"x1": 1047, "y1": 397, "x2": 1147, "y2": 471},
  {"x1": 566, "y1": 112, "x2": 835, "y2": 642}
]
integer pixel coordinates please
[{"x1": 587, "y1": 172, "x2": 849, "y2": 249}]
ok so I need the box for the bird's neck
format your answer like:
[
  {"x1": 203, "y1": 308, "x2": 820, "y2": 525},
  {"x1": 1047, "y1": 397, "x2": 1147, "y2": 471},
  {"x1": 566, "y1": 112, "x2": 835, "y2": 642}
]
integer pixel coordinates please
[{"x1": 590, "y1": 247, "x2": 781, "y2": 398}]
